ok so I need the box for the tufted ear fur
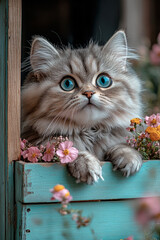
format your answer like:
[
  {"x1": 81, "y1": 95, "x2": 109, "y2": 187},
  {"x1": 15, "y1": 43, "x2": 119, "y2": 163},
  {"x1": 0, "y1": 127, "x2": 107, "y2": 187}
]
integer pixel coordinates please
[
  {"x1": 102, "y1": 30, "x2": 137, "y2": 70},
  {"x1": 30, "y1": 37, "x2": 60, "y2": 74}
]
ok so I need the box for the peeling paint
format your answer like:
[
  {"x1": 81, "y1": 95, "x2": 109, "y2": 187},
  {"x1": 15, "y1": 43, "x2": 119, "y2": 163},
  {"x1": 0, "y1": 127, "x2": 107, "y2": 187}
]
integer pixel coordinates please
[
  {"x1": 27, "y1": 191, "x2": 34, "y2": 195},
  {"x1": 39, "y1": 163, "x2": 54, "y2": 167},
  {"x1": 24, "y1": 168, "x2": 33, "y2": 198}
]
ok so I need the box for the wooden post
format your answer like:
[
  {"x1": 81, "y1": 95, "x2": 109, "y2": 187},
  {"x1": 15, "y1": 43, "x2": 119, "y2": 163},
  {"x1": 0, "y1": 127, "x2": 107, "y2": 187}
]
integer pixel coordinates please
[
  {"x1": 0, "y1": 0, "x2": 21, "y2": 239},
  {"x1": 8, "y1": 0, "x2": 21, "y2": 162}
]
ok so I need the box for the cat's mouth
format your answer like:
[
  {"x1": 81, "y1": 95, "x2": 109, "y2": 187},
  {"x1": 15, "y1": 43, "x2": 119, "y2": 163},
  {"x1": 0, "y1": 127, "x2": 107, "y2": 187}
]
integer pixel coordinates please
[{"x1": 81, "y1": 101, "x2": 99, "y2": 110}]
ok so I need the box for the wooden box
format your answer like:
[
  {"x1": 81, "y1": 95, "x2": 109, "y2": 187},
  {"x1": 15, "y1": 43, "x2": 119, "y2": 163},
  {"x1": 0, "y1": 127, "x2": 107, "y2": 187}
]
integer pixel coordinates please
[{"x1": 15, "y1": 160, "x2": 160, "y2": 240}]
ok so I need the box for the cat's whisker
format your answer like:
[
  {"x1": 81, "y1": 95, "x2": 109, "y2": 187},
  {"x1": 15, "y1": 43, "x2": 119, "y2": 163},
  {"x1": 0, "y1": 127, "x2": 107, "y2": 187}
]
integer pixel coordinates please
[
  {"x1": 41, "y1": 116, "x2": 60, "y2": 141},
  {"x1": 68, "y1": 105, "x2": 78, "y2": 135},
  {"x1": 48, "y1": 101, "x2": 74, "y2": 115},
  {"x1": 42, "y1": 110, "x2": 65, "y2": 137},
  {"x1": 60, "y1": 101, "x2": 80, "y2": 135},
  {"x1": 100, "y1": 96, "x2": 140, "y2": 118},
  {"x1": 41, "y1": 100, "x2": 71, "y2": 139},
  {"x1": 42, "y1": 98, "x2": 80, "y2": 139},
  {"x1": 100, "y1": 97, "x2": 127, "y2": 112},
  {"x1": 64, "y1": 100, "x2": 80, "y2": 131}
]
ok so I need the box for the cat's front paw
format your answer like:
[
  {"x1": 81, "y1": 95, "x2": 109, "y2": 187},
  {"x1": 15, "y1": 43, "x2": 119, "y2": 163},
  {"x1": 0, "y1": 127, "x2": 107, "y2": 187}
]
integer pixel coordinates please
[
  {"x1": 107, "y1": 144, "x2": 142, "y2": 177},
  {"x1": 67, "y1": 151, "x2": 103, "y2": 184}
]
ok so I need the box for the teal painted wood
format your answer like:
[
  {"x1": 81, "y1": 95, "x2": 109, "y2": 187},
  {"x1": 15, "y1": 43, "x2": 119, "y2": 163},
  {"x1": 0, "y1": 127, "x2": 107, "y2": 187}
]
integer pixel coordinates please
[
  {"x1": 16, "y1": 200, "x2": 143, "y2": 240},
  {"x1": 7, "y1": 162, "x2": 15, "y2": 240},
  {"x1": 15, "y1": 160, "x2": 160, "y2": 203},
  {"x1": 16, "y1": 201, "x2": 24, "y2": 240},
  {"x1": 0, "y1": 1, "x2": 10, "y2": 240}
]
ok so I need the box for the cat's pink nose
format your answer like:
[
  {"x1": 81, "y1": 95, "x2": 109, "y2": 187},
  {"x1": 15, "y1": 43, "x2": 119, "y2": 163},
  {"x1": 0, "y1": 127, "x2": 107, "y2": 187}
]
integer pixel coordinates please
[{"x1": 82, "y1": 91, "x2": 95, "y2": 99}]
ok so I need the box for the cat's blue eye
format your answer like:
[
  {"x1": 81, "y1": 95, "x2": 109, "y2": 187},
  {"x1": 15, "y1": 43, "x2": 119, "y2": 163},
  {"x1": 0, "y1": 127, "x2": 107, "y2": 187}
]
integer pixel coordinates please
[
  {"x1": 96, "y1": 74, "x2": 112, "y2": 88},
  {"x1": 60, "y1": 78, "x2": 75, "y2": 91}
]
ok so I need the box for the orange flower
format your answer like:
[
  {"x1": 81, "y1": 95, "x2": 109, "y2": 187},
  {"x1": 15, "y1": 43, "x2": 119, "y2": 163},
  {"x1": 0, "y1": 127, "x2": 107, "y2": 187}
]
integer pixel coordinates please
[
  {"x1": 64, "y1": 191, "x2": 70, "y2": 197},
  {"x1": 145, "y1": 126, "x2": 160, "y2": 141},
  {"x1": 151, "y1": 119, "x2": 157, "y2": 125},
  {"x1": 156, "y1": 125, "x2": 160, "y2": 132},
  {"x1": 54, "y1": 184, "x2": 65, "y2": 192},
  {"x1": 50, "y1": 185, "x2": 72, "y2": 203},
  {"x1": 130, "y1": 118, "x2": 141, "y2": 125},
  {"x1": 145, "y1": 126, "x2": 156, "y2": 134},
  {"x1": 150, "y1": 131, "x2": 160, "y2": 141}
]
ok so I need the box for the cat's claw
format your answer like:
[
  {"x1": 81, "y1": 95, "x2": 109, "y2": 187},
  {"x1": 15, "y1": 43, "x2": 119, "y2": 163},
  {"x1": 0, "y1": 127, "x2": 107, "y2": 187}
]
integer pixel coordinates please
[
  {"x1": 108, "y1": 144, "x2": 142, "y2": 177},
  {"x1": 89, "y1": 169, "x2": 104, "y2": 182},
  {"x1": 68, "y1": 151, "x2": 103, "y2": 184}
]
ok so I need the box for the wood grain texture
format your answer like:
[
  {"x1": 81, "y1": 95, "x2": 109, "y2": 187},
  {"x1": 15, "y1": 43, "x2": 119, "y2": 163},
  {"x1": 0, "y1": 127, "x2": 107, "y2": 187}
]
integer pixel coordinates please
[
  {"x1": 16, "y1": 200, "x2": 143, "y2": 240},
  {"x1": 0, "y1": 0, "x2": 21, "y2": 239},
  {"x1": 7, "y1": 1, "x2": 21, "y2": 239},
  {"x1": 0, "y1": 1, "x2": 8, "y2": 239},
  {"x1": 7, "y1": 0, "x2": 21, "y2": 162},
  {"x1": 15, "y1": 160, "x2": 160, "y2": 203}
]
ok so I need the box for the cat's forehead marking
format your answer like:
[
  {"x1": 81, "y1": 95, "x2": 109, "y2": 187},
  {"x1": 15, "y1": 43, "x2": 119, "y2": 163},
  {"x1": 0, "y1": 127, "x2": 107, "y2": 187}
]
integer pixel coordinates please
[
  {"x1": 68, "y1": 51, "x2": 99, "y2": 83},
  {"x1": 70, "y1": 57, "x2": 84, "y2": 75},
  {"x1": 86, "y1": 55, "x2": 98, "y2": 73}
]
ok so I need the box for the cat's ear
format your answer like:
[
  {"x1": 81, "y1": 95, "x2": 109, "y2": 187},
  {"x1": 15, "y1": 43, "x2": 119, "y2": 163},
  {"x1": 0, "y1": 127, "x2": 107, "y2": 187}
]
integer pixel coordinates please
[
  {"x1": 30, "y1": 37, "x2": 60, "y2": 74},
  {"x1": 102, "y1": 31, "x2": 130, "y2": 70}
]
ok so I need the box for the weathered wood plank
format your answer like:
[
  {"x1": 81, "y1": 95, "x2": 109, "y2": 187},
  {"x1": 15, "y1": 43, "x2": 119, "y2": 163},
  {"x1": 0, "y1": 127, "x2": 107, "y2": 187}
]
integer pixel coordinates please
[
  {"x1": 15, "y1": 160, "x2": 160, "y2": 203},
  {"x1": 0, "y1": 0, "x2": 21, "y2": 239},
  {"x1": 0, "y1": 1, "x2": 8, "y2": 239},
  {"x1": 16, "y1": 201, "x2": 24, "y2": 240},
  {"x1": 16, "y1": 200, "x2": 143, "y2": 240},
  {"x1": 6, "y1": 1, "x2": 21, "y2": 239},
  {"x1": 7, "y1": 0, "x2": 21, "y2": 162}
]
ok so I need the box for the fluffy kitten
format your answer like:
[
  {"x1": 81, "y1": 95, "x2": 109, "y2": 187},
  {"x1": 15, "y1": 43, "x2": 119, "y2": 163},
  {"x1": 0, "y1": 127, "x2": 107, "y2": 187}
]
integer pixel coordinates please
[{"x1": 22, "y1": 30, "x2": 142, "y2": 184}]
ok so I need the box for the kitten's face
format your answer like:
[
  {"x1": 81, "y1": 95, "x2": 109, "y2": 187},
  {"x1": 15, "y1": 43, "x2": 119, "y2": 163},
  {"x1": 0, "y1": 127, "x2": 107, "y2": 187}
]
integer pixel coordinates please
[
  {"x1": 22, "y1": 31, "x2": 142, "y2": 137},
  {"x1": 43, "y1": 50, "x2": 115, "y2": 125}
]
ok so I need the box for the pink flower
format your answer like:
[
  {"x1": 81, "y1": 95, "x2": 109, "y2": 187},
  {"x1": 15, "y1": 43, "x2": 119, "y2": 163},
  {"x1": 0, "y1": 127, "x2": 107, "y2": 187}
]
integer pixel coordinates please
[
  {"x1": 40, "y1": 144, "x2": 45, "y2": 151},
  {"x1": 56, "y1": 141, "x2": 78, "y2": 163},
  {"x1": 144, "y1": 197, "x2": 160, "y2": 216},
  {"x1": 20, "y1": 139, "x2": 29, "y2": 159},
  {"x1": 20, "y1": 139, "x2": 27, "y2": 149},
  {"x1": 150, "y1": 44, "x2": 160, "y2": 65},
  {"x1": 126, "y1": 127, "x2": 131, "y2": 131},
  {"x1": 50, "y1": 184, "x2": 72, "y2": 204},
  {"x1": 125, "y1": 237, "x2": 133, "y2": 240},
  {"x1": 27, "y1": 146, "x2": 42, "y2": 163},
  {"x1": 145, "y1": 113, "x2": 160, "y2": 127},
  {"x1": 126, "y1": 127, "x2": 135, "y2": 132},
  {"x1": 21, "y1": 149, "x2": 28, "y2": 159},
  {"x1": 42, "y1": 142, "x2": 55, "y2": 162},
  {"x1": 126, "y1": 138, "x2": 131, "y2": 145},
  {"x1": 135, "y1": 197, "x2": 160, "y2": 226},
  {"x1": 52, "y1": 189, "x2": 72, "y2": 203},
  {"x1": 21, "y1": 141, "x2": 25, "y2": 150},
  {"x1": 138, "y1": 132, "x2": 149, "y2": 140}
]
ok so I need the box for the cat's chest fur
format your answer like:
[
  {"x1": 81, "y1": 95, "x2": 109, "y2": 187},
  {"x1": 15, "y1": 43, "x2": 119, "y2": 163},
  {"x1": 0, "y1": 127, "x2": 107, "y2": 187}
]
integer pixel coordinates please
[
  {"x1": 69, "y1": 126, "x2": 126, "y2": 161},
  {"x1": 79, "y1": 126, "x2": 106, "y2": 148}
]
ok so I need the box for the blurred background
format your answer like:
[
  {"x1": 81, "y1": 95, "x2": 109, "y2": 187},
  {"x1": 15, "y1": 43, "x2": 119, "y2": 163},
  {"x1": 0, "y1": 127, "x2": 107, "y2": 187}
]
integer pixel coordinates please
[{"x1": 22, "y1": 0, "x2": 160, "y2": 115}]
